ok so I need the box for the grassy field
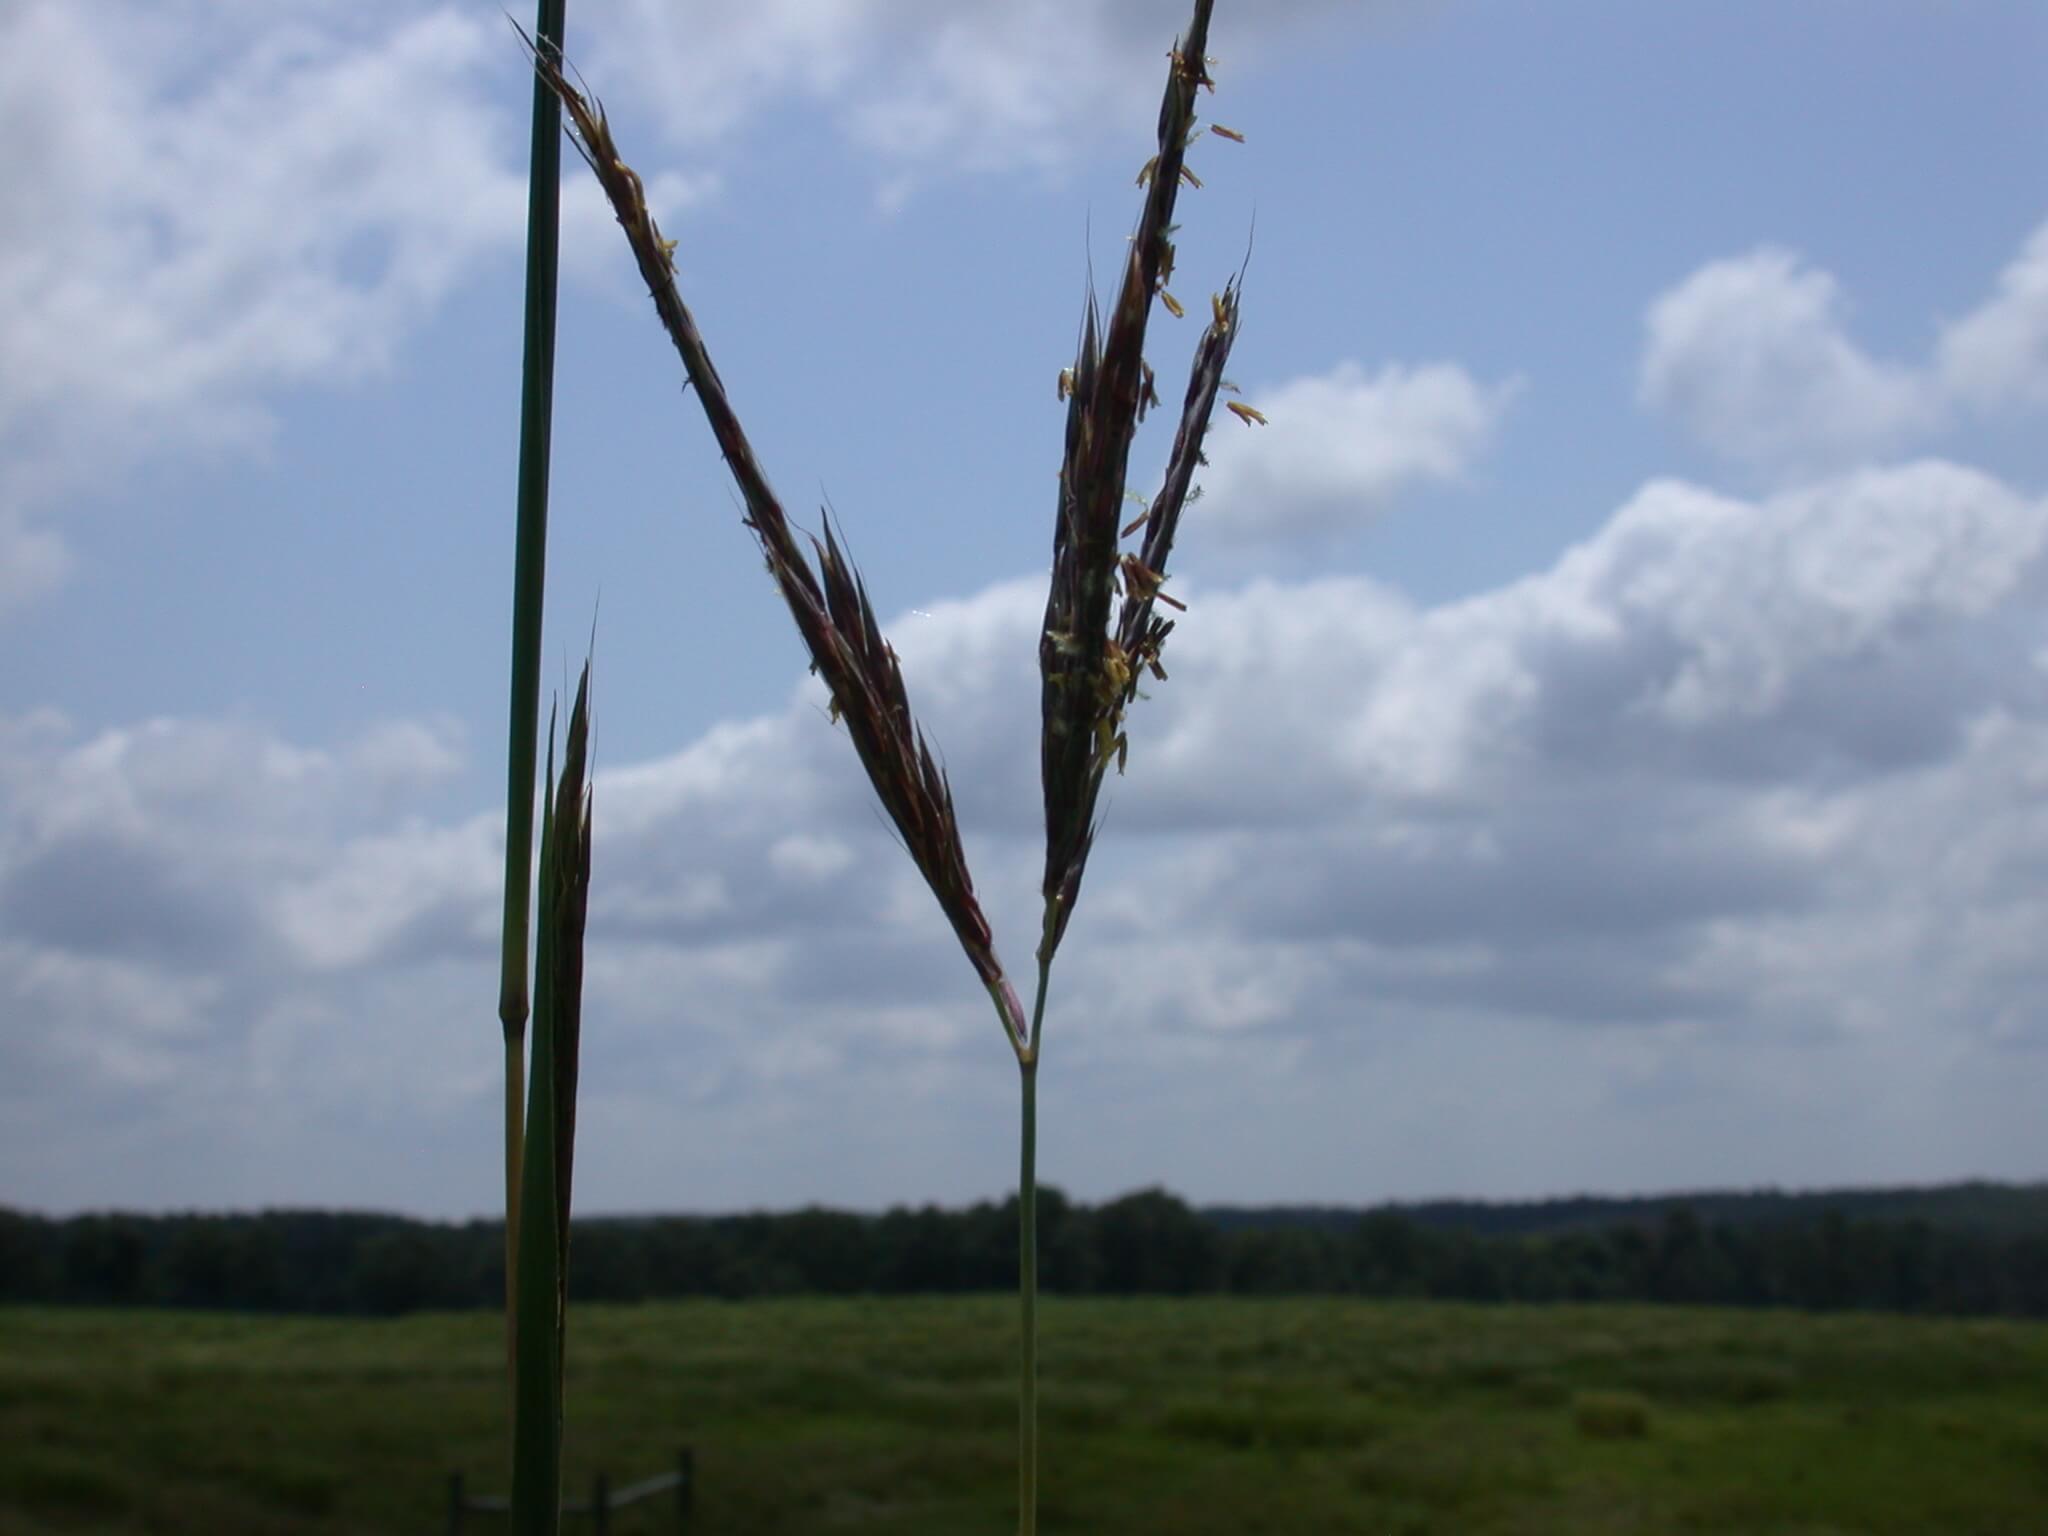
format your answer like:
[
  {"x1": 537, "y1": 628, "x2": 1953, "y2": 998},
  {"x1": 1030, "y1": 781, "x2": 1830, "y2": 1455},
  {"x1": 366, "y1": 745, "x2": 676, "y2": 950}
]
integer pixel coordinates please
[{"x1": 2, "y1": 1295, "x2": 2045, "y2": 1534}]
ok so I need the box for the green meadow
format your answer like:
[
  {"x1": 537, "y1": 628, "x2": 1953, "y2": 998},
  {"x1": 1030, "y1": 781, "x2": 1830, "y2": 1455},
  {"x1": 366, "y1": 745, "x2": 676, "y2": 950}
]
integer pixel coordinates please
[{"x1": 3, "y1": 1296, "x2": 2044, "y2": 1534}]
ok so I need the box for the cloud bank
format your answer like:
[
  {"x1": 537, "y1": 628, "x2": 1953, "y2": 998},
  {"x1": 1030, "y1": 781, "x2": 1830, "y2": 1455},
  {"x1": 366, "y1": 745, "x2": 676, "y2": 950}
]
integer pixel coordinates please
[{"x1": 8, "y1": 455, "x2": 2045, "y2": 1214}]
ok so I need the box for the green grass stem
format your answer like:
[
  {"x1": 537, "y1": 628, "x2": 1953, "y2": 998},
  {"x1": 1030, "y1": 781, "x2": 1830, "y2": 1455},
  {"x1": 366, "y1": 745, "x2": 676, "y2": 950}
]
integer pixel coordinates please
[
  {"x1": 1017, "y1": 1057, "x2": 1038, "y2": 1536},
  {"x1": 499, "y1": 0, "x2": 569, "y2": 1392}
]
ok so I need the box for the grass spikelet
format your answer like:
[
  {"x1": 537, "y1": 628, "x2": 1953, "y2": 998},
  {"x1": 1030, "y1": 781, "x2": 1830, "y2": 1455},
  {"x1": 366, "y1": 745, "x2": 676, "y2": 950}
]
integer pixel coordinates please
[{"x1": 517, "y1": 30, "x2": 1030, "y2": 1060}]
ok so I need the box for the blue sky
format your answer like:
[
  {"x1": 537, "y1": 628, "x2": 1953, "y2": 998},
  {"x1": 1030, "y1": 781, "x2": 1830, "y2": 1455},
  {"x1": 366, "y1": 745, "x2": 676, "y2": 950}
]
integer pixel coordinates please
[{"x1": 6, "y1": 0, "x2": 2048, "y2": 1219}]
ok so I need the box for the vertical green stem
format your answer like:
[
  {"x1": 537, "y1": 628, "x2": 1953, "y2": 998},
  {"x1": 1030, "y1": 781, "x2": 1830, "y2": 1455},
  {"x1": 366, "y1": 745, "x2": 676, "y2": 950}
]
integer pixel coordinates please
[
  {"x1": 1017, "y1": 956, "x2": 1051, "y2": 1536},
  {"x1": 1018, "y1": 1055, "x2": 1038, "y2": 1536},
  {"x1": 501, "y1": 0, "x2": 568, "y2": 1401},
  {"x1": 503, "y1": 1033, "x2": 525, "y2": 1391},
  {"x1": 512, "y1": 917, "x2": 564, "y2": 1536}
]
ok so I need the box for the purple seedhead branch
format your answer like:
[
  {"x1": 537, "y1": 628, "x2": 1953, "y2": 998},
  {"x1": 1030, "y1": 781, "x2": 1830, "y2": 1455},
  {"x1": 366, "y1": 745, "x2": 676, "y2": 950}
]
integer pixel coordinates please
[
  {"x1": 1036, "y1": 0, "x2": 1256, "y2": 1038},
  {"x1": 518, "y1": 30, "x2": 1030, "y2": 1058}
]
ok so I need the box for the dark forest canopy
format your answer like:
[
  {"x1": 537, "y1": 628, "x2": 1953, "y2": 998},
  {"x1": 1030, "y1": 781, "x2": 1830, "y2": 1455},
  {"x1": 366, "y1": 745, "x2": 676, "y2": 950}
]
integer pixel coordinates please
[{"x1": 3, "y1": 1181, "x2": 2044, "y2": 1319}]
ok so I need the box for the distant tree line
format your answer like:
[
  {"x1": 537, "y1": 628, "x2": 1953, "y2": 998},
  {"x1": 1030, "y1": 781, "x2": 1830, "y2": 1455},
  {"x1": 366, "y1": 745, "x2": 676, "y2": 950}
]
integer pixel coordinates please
[
  {"x1": 3, "y1": 1185, "x2": 2045, "y2": 1319},
  {"x1": 1205, "y1": 1179, "x2": 2048, "y2": 1242}
]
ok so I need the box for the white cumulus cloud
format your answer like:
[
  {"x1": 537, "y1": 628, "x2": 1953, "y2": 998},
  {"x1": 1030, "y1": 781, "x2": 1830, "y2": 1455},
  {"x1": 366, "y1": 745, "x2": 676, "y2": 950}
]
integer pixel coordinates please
[
  {"x1": 0, "y1": 2, "x2": 533, "y2": 613},
  {"x1": 587, "y1": 0, "x2": 1367, "y2": 177},
  {"x1": 1639, "y1": 247, "x2": 1935, "y2": 475},
  {"x1": 1197, "y1": 362, "x2": 1514, "y2": 542},
  {"x1": 0, "y1": 0, "x2": 729, "y2": 620},
  {"x1": 1641, "y1": 217, "x2": 2048, "y2": 477},
  {"x1": 1939, "y1": 221, "x2": 2048, "y2": 411}
]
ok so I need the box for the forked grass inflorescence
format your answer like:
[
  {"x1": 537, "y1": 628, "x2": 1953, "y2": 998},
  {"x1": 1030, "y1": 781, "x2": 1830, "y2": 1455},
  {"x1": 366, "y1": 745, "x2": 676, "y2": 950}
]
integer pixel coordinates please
[{"x1": 519, "y1": 5, "x2": 1262, "y2": 1529}]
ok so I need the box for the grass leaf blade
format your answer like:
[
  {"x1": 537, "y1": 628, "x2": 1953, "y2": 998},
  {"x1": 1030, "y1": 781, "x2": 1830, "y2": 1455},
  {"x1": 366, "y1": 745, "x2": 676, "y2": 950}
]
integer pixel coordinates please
[{"x1": 510, "y1": 660, "x2": 592, "y2": 1536}]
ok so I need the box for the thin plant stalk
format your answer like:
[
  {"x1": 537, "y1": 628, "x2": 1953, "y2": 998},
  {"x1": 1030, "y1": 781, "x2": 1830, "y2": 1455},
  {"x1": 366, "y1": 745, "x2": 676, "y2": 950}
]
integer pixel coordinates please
[
  {"x1": 500, "y1": 0, "x2": 568, "y2": 1405},
  {"x1": 1016, "y1": 948, "x2": 1053, "y2": 1532},
  {"x1": 1016, "y1": 1052, "x2": 1039, "y2": 1531}
]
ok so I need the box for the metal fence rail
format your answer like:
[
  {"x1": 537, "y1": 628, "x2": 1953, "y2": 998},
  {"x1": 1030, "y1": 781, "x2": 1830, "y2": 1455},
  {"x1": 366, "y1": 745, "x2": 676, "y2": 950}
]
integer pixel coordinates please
[{"x1": 448, "y1": 1447, "x2": 693, "y2": 1533}]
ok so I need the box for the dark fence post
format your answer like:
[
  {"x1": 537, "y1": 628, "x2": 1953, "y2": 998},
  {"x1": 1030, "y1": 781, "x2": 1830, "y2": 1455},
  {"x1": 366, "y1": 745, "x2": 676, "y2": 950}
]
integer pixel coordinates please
[{"x1": 443, "y1": 1451, "x2": 689, "y2": 1528}]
